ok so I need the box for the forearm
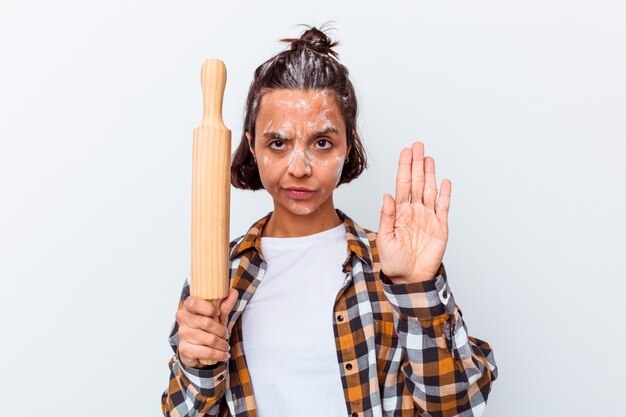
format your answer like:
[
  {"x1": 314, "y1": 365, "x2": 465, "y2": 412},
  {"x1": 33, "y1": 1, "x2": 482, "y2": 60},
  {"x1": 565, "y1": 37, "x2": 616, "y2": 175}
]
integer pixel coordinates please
[
  {"x1": 161, "y1": 278, "x2": 228, "y2": 417},
  {"x1": 161, "y1": 351, "x2": 227, "y2": 416},
  {"x1": 380, "y1": 265, "x2": 498, "y2": 416}
]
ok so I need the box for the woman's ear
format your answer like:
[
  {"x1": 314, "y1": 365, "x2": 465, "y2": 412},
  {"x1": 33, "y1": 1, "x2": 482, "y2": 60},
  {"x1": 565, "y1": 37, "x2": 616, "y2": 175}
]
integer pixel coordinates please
[{"x1": 245, "y1": 131, "x2": 255, "y2": 158}]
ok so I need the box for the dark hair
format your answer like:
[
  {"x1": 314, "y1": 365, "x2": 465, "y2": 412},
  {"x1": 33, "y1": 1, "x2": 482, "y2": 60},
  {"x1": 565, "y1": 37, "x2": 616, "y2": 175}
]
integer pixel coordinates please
[{"x1": 231, "y1": 24, "x2": 368, "y2": 190}]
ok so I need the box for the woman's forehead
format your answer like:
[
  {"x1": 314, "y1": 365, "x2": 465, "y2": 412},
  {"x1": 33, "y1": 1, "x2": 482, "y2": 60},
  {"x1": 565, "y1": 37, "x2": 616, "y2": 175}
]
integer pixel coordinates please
[
  {"x1": 257, "y1": 89, "x2": 344, "y2": 128},
  {"x1": 259, "y1": 89, "x2": 336, "y2": 113}
]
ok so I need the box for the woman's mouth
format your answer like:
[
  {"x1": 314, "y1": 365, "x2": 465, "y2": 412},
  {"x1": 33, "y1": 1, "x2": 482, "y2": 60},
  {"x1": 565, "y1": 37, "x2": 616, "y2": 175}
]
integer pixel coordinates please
[{"x1": 284, "y1": 188, "x2": 315, "y2": 200}]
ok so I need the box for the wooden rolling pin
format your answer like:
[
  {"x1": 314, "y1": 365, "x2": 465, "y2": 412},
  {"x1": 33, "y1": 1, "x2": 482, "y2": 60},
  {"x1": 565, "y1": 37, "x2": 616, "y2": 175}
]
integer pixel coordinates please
[{"x1": 190, "y1": 59, "x2": 231, "y2": 366}]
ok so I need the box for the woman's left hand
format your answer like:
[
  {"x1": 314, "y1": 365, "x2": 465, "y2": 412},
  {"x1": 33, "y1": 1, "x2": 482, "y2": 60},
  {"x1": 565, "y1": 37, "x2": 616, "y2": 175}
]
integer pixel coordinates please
[{"x1": 376, "y1": 141, "x2": 452, "y2": 284}]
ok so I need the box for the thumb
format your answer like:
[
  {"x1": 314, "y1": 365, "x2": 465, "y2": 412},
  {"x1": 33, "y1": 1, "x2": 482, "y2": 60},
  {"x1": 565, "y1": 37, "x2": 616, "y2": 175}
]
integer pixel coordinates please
[
  {"x1": 378, "y1": 194, "x2": 396, "y2": 239},
  {"x1": 219, "y1": 288, "x2": 238, "y2": 327}
]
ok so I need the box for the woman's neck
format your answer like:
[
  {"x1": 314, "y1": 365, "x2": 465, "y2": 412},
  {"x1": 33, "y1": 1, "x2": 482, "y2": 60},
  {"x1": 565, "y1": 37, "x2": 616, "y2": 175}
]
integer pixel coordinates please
[{"x1": 262, "y1": 200, "x2": 342, "y2": 238}]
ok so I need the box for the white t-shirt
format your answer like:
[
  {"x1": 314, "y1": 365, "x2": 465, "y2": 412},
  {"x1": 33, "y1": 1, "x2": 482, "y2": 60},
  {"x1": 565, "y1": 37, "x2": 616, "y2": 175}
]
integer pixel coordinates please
[{"x1": 241, "y1": 222, "x2": 349, "y2": 417}]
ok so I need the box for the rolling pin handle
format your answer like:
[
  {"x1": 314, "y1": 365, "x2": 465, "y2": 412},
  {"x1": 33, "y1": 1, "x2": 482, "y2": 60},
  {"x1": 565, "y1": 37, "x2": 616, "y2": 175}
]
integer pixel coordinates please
[{"x1": 200, "y1": 59, "x2": 227, "y2": 129}]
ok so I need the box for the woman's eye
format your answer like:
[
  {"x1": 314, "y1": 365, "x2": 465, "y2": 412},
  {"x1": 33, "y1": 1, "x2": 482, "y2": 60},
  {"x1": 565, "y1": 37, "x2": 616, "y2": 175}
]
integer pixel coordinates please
[
  {"x1": 316, "y1": 139, "x2": 332, "y2": 149},
  {"x1": 269, "y1": 140, "x2": 285, "y2": 149}
]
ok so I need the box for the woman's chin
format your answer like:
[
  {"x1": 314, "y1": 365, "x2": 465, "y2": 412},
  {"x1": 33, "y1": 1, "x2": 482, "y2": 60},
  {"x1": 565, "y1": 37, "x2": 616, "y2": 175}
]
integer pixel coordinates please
[
  {"x1": 276, "y1": 199, "x2": 320, "y2": 216},
  {"x1": 287, "y1": 204, "x2": 317, "y2": 216}
]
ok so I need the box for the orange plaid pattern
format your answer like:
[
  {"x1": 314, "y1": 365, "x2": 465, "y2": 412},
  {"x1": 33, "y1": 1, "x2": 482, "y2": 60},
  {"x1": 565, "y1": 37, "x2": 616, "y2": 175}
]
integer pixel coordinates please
[{"x1": 162, "y1": 209, "x2": 497, "y2": 416}]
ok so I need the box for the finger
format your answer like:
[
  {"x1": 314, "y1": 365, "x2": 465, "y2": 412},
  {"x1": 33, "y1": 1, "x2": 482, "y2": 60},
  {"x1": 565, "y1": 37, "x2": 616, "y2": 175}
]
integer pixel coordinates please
[
  {"x1": 436, "y1": 179, "x2": 452, "y2": 224},
  {"x1": 219, "y1": 288, "x2": 239, "y2": 328},
  {"x1": 395, "y1": 148, "x2": 412, "y2": 204},
  {"x1": 179, "y1": 340, "x2": 230, "y2": 362},
  {"x1": 423, "y1": 156, "x2": 438, "y2": 209},
  {"x1": 183, "y1": 327, "x2": 230, "y2": 352},
  {"x1": 177, "y1": 308, "x2": 220, "y2": 333},
  {"x1": 410, "y1": 142, "x2": 425, "y2": 204},
  {"x1": 184, "y1": 296, "x2": 219, "y2": 318},
  {"x1": 378, "y1": 194, "x2": 396, "y2": 239}
]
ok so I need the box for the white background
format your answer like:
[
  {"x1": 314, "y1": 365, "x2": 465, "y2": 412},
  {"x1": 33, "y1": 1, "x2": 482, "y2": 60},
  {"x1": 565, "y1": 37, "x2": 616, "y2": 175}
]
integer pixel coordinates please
[{"x1": 1, "y1": 1, "x2": 625, "y2": 415}]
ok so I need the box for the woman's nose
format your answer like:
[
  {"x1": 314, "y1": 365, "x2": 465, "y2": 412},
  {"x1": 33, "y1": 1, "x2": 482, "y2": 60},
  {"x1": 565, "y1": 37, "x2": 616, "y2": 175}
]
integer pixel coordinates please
[{"x1": 287, "y1": 148, "x2": 312, "y2": 177}]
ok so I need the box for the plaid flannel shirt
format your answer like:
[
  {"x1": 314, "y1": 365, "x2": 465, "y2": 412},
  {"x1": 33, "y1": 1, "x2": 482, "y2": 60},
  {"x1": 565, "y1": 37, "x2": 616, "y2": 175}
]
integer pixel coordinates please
[{"x1": 162, "y1": 209, "x2": 497, "y2": 417}]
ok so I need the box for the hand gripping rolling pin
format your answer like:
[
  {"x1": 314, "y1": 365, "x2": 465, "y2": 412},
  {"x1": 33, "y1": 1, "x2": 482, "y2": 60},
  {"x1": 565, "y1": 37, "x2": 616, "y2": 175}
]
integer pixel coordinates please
[{"x1": 190, "y1": 59, "x2": 231, "y2": 366}]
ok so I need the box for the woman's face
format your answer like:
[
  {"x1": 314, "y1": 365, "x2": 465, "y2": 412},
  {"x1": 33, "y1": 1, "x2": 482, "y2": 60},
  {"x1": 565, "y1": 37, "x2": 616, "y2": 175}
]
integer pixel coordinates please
[{"x1": 246, "y1": 89, "x2": 350, "y2": 216}]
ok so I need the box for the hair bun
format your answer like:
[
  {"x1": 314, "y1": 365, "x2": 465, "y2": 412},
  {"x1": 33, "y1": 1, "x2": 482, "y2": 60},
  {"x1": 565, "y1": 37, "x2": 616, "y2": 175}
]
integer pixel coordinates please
[{"x1": 280, "y1": 26, "x2": 340, "y2": 58}]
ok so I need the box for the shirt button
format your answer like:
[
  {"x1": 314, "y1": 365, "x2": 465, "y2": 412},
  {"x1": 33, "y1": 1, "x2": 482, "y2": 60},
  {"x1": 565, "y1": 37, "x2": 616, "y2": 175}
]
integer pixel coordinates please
[
  {"x1": 217, "y1": 374, "x2": 224, "y2": 381},
  {"x1": 352, "y1": 413, "x2": 358, "y2": 417},
  {"x1": 337, "y1": 315, "x2": 344, "y2": 322},
  {"x1": 442, "y1": 290, "x2": 448, "y2": 299},
  {"x1": 346, "y1": 363, "x2": 352, "y2": 370},
  {"x1": 232, "y1": 393, "x2": 236, "y2": 402}
]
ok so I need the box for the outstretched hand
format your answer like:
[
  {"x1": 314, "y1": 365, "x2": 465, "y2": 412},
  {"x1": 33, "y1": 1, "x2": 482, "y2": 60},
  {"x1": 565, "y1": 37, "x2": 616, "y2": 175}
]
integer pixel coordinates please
[{"x1": 377, "y1": 141, "x2": 451, "y2": 284}]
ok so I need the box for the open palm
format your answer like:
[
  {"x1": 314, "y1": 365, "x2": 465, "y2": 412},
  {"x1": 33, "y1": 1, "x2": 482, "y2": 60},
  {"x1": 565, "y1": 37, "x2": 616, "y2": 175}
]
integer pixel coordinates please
[{"x1": 376, "y1": 142, "x2": 451, "y2": 283}]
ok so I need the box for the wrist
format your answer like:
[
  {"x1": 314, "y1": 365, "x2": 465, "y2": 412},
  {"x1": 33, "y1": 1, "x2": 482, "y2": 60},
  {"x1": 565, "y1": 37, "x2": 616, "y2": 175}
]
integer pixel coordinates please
[
  {"x1": 390, "y1": 275, "x2": 434, "y2": 284},
  {"x1": 383, "y1": 265, "x2": 441, "y2": 284}
]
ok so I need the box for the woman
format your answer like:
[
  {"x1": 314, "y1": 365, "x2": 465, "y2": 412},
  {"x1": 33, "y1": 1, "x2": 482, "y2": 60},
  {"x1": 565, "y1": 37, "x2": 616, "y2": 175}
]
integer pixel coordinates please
[{"x1": 162, "y1": 25, "x2": 497, "y2": 417}]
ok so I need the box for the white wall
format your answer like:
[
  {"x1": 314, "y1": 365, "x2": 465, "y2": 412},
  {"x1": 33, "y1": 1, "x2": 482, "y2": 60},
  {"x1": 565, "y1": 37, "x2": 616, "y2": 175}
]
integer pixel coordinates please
[{"x1": 1, "y1": 1, "x2": 624, "y2": 415}]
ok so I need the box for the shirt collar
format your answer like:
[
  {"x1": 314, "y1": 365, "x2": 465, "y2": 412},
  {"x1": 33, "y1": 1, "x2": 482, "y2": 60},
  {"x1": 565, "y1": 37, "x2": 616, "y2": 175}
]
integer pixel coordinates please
[{"x1": 228, "y1": 208, "x2": 374, "y2": 270}]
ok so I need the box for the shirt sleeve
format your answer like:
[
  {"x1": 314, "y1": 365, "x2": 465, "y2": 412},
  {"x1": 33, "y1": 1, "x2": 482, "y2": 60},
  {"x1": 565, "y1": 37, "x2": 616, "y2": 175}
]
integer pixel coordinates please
[
  {"x1": 379, "y1": 263, "x2": 498, "y2": 417},
  {"x1": 161, "y1": 278, "x2": 228, "y2": 417}
]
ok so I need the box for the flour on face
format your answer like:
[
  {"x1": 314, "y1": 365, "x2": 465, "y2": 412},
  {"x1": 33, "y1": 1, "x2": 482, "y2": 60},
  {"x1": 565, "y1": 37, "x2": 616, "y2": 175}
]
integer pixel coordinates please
[
  {"x1": 252, "y1": 89, "x2": 349, "y2": 219},
  {"x1": 333, "y1": 154, "x2": 345, "y2": 180},
  {"x1": 287, "y1": 148, "x2": 312, "y2": 175}
]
